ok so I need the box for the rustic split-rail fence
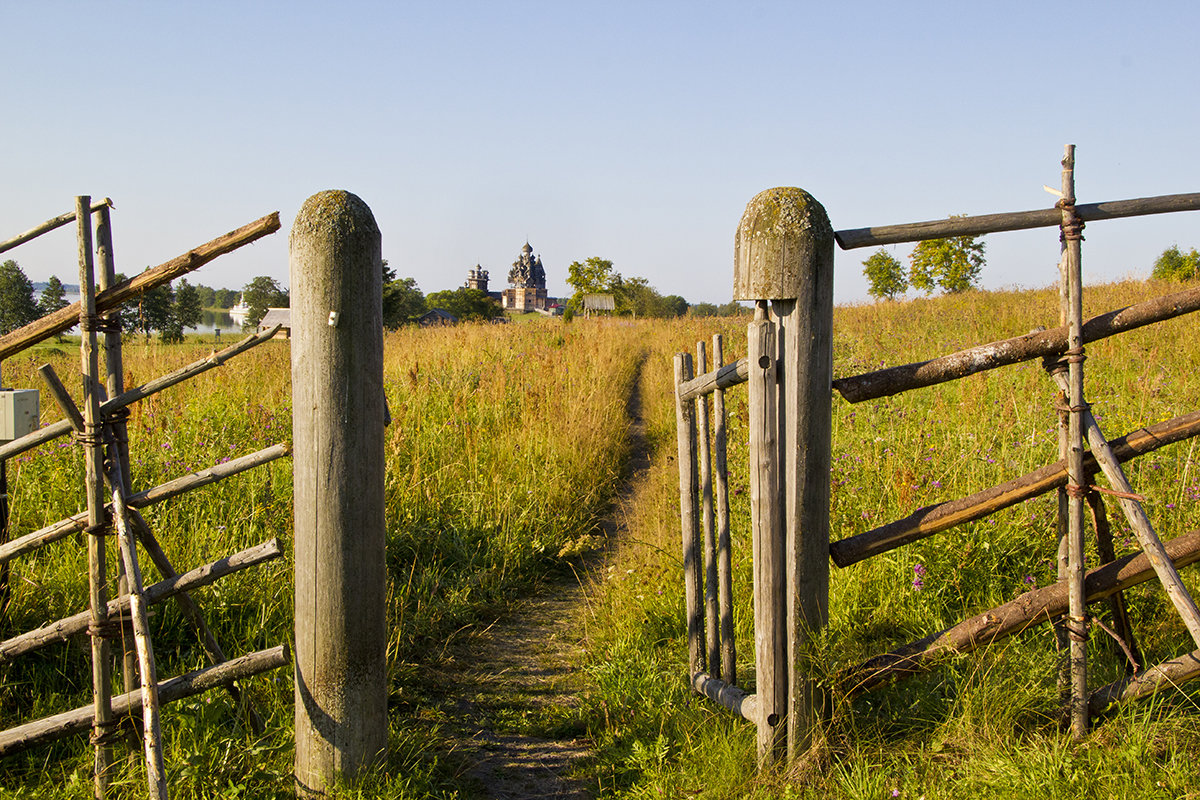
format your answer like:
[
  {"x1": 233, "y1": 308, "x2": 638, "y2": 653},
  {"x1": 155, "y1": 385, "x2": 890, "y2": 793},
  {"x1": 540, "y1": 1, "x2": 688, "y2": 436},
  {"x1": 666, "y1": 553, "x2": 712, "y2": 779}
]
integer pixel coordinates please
[
  {"x1": 0, "y1": 190, "x2": 388, "y2": 798},
  {"x1": 674, "y1": 146, "x2": 1200, "y2": 766}
]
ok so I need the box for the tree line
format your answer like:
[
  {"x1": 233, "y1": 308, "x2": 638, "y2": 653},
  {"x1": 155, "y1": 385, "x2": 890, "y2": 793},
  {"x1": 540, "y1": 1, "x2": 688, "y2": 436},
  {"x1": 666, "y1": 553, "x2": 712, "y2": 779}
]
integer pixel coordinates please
[{"x1": 0, "y1": 258, "x2": 293, "y2": 340}]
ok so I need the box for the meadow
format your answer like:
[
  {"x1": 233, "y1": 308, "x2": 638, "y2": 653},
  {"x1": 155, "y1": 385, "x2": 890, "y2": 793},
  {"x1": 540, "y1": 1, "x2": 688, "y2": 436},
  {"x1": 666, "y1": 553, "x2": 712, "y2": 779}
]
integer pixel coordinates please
[{"x1": 1, "y1": 278, "x2": 1199, "y2": 798}]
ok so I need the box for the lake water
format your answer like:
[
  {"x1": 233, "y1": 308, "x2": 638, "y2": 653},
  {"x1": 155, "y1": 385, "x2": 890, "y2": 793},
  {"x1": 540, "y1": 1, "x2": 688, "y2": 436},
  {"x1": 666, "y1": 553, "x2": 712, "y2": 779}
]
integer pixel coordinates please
[{"x1": 60, "y1": 293, "x2": 245, "y2": 337}]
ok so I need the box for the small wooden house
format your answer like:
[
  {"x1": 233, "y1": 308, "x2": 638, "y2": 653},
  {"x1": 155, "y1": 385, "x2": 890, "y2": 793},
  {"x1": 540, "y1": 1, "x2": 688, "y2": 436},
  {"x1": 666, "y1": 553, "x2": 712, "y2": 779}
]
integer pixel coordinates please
[{"x1": 257, "y1": 308, "x2": 292, "y2": 339}]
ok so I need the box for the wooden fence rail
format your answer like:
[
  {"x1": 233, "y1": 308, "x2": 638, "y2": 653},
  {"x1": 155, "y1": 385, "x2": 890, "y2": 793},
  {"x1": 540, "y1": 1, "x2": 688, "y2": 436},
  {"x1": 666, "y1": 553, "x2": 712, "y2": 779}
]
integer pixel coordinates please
[{"x1": 675, "y1": 148, "x2": 1200, "y2": 768}]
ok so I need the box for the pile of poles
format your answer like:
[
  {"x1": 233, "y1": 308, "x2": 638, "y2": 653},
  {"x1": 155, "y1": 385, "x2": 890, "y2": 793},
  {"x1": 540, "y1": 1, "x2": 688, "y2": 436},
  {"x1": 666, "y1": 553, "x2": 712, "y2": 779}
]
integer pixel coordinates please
[{"x1": 0, "y1": 198, "x2": 291, "y2": 798}]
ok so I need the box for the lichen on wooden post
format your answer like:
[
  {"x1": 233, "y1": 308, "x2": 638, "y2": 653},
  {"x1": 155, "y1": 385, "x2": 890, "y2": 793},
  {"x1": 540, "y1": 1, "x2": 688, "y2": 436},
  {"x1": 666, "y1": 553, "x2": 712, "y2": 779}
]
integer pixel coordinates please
[
  {"x1": 734, "y1": 187, "x2": 834, "y2": 764},
  {"x1": 291, "y1": 190, "x2": 387, "y2": 795}
]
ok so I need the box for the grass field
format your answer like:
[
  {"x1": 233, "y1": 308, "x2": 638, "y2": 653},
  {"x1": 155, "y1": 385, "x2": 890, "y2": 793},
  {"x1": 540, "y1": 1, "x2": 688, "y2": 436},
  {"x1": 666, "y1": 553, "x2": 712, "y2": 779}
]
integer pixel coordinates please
[{"x1": 1, "y1": 279, "x2": 1199, "y2": 798}]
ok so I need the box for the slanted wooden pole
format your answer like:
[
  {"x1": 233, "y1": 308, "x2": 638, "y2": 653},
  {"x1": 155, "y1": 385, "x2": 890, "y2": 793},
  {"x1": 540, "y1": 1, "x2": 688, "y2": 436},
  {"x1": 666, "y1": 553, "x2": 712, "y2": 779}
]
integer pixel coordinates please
[
  {"x1": 93, "y1": 205, "x2": 139, "y2": 708},
  {"x1": 291, "y1": 191, "x2": 387, "y2": 795},
  {"x1": 735, "y1": 187, "x2": 834, "y2": 762}
]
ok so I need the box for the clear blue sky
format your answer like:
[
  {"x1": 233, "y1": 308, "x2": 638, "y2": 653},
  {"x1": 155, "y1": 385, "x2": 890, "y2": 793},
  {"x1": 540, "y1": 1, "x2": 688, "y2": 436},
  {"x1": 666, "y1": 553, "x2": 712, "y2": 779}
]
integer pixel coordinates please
[{"x1": 4, "y1": 1, "x2": 1198, "y2": 305}]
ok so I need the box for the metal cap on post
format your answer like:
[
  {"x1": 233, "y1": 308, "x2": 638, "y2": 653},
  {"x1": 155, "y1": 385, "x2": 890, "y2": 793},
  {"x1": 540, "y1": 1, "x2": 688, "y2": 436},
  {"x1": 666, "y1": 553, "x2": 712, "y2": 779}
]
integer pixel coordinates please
[
  {"x1": 291, "y1": 190, "x2": 387, "y2": 795},
  {"x1": 734, "y1": 187, "x2": 834, "y2": 765}
]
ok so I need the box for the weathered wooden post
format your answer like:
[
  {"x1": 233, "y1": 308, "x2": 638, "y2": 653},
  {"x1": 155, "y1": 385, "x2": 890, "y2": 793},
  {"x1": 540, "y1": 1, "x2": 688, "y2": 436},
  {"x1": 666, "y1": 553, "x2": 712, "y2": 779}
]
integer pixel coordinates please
[
  {"x1": 291, "y1": 191, "x2": 387, "y2": 795},
  {"x1": 734, "y1": 187, "x2": 834, "y2": 764}
]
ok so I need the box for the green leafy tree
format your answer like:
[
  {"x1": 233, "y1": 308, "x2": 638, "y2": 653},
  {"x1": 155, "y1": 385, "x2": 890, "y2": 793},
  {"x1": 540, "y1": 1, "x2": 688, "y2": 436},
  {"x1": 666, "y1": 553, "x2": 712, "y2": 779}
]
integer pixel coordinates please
[
  {"x1": 689, "y1": 302, "x2": 719, "y2": 317},
  {"x1": 425, "y1": 287, "x2": 502, "y2": 322},
  {"x1": 194, "y1": 284, "x2": 216, "y2": 309},
  {"x1": 214, "y1": 288, "x2": 240, "y2": 308},
  {"x1": 863, "y1": 248, "x2": 908, "y2": 300},
  {"x1": 716, "y1": 301, "x2": 749, "y2": 317},
  {"x1": 565, "y1": 257, "x2": 618, "y2": 313},
  {"x1": 0, "y1": 260, "x2": 41, "y2": 335},
  {"x1": 1151, "y1": 245, "x2": 1200, "y2": 281},
  {"x1": 175, "y1": 279, "x2": 203, "y2": 331},
  {"x1": 909, "y1": 220, "x2": 986, "y2": 294},
  {"x1": 241, "y1": 276, "x2": 288, "y2": 329},
  {"x1": 381, "y1": 260, "x2": 426, "y2": 328},
  {"x1": 38, "y1": 275, "x2": 70, "y2": 315},
  {"x1": 133, "y1": 281, "x2": 177, "y2": 341}
]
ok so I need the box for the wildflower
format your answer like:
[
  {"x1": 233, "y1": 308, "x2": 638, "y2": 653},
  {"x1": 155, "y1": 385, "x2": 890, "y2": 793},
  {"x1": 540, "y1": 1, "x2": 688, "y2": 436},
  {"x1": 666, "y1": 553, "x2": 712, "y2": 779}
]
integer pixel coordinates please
[{"x1": 912, "y1": 563, "x2": 925, "y2": 591}]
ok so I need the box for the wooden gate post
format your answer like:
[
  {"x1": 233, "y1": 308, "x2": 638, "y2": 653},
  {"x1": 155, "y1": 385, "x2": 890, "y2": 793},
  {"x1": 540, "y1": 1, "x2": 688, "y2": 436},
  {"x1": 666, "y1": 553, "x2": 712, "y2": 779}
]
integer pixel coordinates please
[
  {"x1": 734, "y1": 187, "x2": 835, "y2": 763},
  {"x1": 291, "y1": 191, "x2": 387, "y2": 795}
]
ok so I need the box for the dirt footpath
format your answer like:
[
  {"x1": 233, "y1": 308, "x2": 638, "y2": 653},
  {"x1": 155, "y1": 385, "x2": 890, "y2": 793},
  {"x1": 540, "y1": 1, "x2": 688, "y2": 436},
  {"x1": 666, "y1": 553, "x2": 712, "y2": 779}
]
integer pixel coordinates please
[{"x1": 435, "y1": 373, "x2": 650, "y2": 799}]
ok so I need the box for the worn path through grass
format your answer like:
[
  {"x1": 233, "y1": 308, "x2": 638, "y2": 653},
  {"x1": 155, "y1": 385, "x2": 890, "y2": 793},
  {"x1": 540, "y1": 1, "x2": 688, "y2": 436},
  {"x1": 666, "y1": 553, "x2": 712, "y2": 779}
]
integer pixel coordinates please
[{"x1": 428, "y1": 358, "x2": 651, "y2": 799}]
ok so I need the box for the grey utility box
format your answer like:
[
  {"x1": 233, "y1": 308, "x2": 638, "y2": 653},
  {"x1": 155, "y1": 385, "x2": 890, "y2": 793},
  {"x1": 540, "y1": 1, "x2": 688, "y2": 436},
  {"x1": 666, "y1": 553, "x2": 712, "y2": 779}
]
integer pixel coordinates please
[{"x1": 0, "y1": 390, "x2": 39, "y2": 444}]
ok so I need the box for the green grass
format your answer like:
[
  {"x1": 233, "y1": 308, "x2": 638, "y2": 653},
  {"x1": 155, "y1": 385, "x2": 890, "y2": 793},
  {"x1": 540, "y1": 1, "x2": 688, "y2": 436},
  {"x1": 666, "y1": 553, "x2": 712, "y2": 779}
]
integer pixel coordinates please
[{"x1": 3, "y1": 280, "x2": 1200, "y2": 797}]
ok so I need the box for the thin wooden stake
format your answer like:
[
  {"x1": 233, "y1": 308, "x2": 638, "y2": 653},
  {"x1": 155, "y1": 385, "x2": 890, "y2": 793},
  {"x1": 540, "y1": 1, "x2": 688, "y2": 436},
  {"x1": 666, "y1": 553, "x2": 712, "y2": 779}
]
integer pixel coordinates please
[
  {"x1": 77, "y1": 196, "x2": 115, "y2": 796},
  {"x1": 696, "y1": 342, "x2": 720, "y2": 677},
  {"x1": 674, "y1": 353, "x2": 704, "y2": 677},
  {"x1": 712, "y1": 334, "x2": 736, "y2": 685},
  {"x1": 1060, "y1": 146, "x2": 1089, "y2": 739}
]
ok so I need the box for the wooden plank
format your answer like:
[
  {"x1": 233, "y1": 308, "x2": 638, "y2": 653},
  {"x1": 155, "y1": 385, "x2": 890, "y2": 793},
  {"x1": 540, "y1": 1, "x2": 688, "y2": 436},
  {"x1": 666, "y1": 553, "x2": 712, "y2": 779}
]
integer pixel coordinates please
[
  {"x1": 712, "y1": 334, "x2": 736, "y2": 685},
  {"x1": 829, "y1": 410, "x2": 1200, "y2": 567},
  {"x1": 834, "y1": 191, "x2": 1200, "y2": 250},
  {"x1": 696, "y1": 342, "x2": 720, "y2": 677},
  {"x1": 748, "y1": 312, "x2": 785, "y2": 762},
  {"x1": 674, "y1": 353, "x2": 704, "y2": 677},
  {"x1": 0, "y1": 645, "x2": 289, "y2": 758},
  {"x1": 678, "y1": 357, "x2": 750, "y2": 403},
  {"x1": 840, "y1": 528, "x2": 1200, "y2": 696},
  {"x1": 0, "y1": 212, "x2": 279, "y2": 361},
  {"x1": 832, "y1": 283, "x2": 1200, "y2": 403}
]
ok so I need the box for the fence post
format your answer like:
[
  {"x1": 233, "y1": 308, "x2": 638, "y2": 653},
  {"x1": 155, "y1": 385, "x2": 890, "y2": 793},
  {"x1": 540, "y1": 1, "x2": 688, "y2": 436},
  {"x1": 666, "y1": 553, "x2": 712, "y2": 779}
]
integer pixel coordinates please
[
  {"x1": 291, "y1": 190, "x2": 387, "y2": 795},
  {"x1": 734, "y1": 187, "x2": 834, "y2": 763}
]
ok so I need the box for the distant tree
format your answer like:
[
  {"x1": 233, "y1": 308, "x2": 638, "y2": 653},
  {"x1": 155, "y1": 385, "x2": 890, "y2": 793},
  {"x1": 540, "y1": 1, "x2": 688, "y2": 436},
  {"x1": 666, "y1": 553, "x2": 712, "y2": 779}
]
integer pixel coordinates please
[
  {"x1": 194, "y1": 284, "x2": 216, "y2": 308},
  {"x1": 214, "y1": 288, "x2": 240, "y2": 308},
  {"x1": 381, "y1": 260, "x2": 426, "y2": 328},
  {"x1": 383, "y1": 277, "x2": 426, "y2": 328},
  {"x1": 241, "y1": 276, "x2": 288, "y2": 329},
  {"x1": 661, "y1": 295, "x2": 689, "y2": 317},
  {"x1": 0, "y1": 260, "x2": 41, "y2": 335},
  {"x1": 175, "y1": 279, "x2": 203, "y2": 331},
  {"x1": 863, "y1": 248, "x2": 908, "y2": 300},
  {"x1": 1151, "y1": 245, "x2": 1200, "y2": 281},
  {"x1": 909, "y1": 220, "x2": 985, "y2": 294},
  {"x1": 38, "y1": 275, "x2": 70, "y2": 315},
  {"x1": 425, "y1": 287, "x2": 502, "y2": 322},
  {"x1": 689, "y1": 302, "x2": 719, "y2": 317},
  {"x1": 715, "y1": 301, "x2": 749, "y2": 317},
  {"x1": 133, "y1": 280, "x2": 177, "y2": 341},
  {"x1": 566, "y1": 257, "x2": 618, "y2": 312}
]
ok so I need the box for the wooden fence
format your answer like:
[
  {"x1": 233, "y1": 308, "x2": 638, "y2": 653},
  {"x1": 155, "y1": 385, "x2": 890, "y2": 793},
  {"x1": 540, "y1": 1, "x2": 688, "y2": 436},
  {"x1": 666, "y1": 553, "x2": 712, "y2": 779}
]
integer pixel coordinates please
[
  {"x1": 0, "y1": 198, "x2": 289, "y2": 798},
  {"x1": 674, "y1": 146, "x2": 1200, "y2": 766}
]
